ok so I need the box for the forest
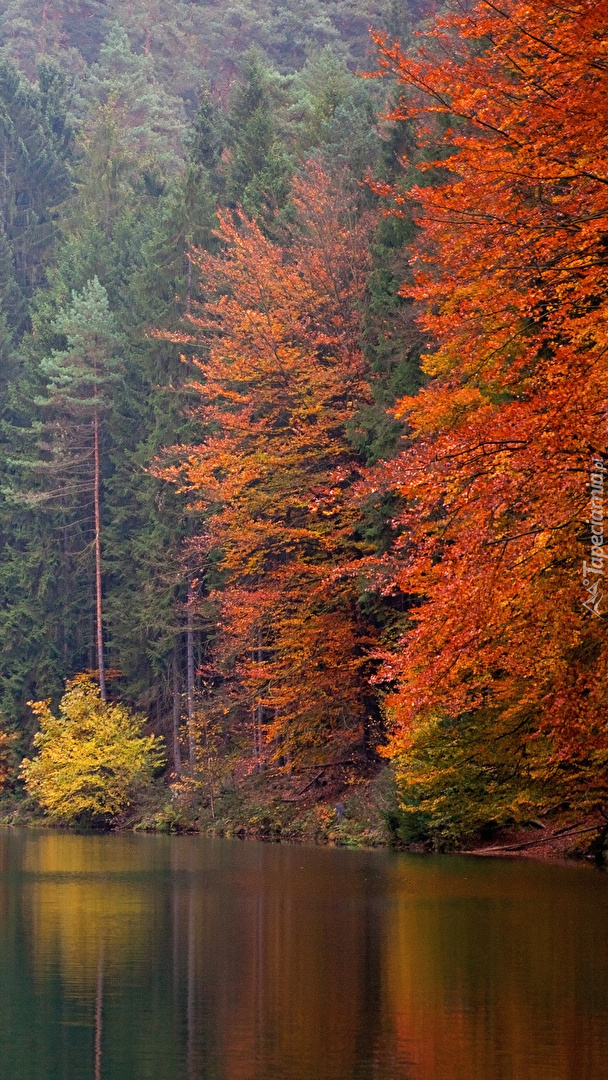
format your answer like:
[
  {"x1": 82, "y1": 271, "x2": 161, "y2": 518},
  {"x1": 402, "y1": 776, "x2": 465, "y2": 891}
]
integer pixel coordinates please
[{"x1": 0, "y1": 0, "x2": 606, "y2": 852}]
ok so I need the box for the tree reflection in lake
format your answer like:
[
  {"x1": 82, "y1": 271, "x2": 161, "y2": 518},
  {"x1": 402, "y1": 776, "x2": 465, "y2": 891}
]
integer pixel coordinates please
[
  {"x1": 0, "y1": 830, "x2": 606, "y2": 1079},
  {"x1": 94, "y1": 945, "x2": 103, "y2": 1080}
]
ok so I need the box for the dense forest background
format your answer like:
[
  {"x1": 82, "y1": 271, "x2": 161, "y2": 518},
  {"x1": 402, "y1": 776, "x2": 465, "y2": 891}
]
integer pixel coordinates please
[
  {"x1": 0, "y1": 0, "x2": 427, "y2": 799},
  {"x1": 1, "y1": 0, "x2": 605, "y2": 851}
]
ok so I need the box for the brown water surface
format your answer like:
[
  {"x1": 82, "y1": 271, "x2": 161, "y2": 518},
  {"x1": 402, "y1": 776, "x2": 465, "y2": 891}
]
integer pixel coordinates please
[{"x1": 0, "y1": 829, "x2": 606, "y2": 1079}]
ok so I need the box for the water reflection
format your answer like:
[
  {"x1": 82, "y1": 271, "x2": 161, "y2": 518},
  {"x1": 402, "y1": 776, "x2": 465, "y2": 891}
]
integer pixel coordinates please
[{"x1": 0, "y1": 830, "x2": 606, "y2": 1079}]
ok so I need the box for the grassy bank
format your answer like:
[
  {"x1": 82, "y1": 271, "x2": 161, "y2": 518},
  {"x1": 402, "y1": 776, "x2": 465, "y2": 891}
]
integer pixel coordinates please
[{"x1": 2, "y1": 765, "x2": 607, "y2": 866}]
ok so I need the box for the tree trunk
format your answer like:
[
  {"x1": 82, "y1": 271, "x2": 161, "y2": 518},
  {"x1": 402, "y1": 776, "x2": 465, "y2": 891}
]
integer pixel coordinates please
[
  {"x1": 256, "y1": 628, "x2": 263, "y2": 771},
  {"x1": 186, "y1": 574, "x2": 196, "y2": 768},
  {"x1": 172, "y1": 647, "x2": 182, "y2": 776},
  {"x1": 93, "y1": 404, "x2": 106, "y2": 702},
  {"x1": 203, "y1": 720, "x2": 215, "y2": 820}
]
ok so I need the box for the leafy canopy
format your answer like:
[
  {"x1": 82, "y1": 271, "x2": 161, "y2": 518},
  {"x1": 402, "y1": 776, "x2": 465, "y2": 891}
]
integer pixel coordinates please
[
  {"x1": 21, "y1": 675, "x2": 165, "y2": 821},
  {"x1": 160, "y1": 164, "x2": 377, "y2": 766},
  {"x1": 363, "y1": 0, "x2": 608, "y2": 823}
]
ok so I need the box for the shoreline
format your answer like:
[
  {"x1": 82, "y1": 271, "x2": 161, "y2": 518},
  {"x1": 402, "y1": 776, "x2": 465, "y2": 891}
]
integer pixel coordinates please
[{"x1": 2, "y1": 791, "x2": 605, "y2": 868}]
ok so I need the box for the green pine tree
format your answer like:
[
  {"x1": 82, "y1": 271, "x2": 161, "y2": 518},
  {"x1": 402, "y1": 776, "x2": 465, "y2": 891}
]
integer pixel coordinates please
[
  {"x1": 31, "y1": 278, "x2": 123, "y2": 701},
  {"x1": 225, "y1": 51, "x2": 292, "y2": 218}
]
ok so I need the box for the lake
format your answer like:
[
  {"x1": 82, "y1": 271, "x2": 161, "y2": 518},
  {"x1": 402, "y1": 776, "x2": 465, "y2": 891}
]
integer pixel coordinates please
[{"x1": 0, "y1": 830, "x2": 606, "y2": 1079}]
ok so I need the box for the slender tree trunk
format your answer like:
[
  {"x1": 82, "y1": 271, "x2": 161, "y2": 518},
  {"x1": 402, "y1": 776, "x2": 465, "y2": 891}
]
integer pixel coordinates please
[
  {"x1": 93, "y1": 404, "x2": 106, "y2": 702},
  {"x1": 187, "y1": 574, "x2": 196, "y2": 768},
  {"x1": 203, "y1": 721, "x2": 215, "y2": 820},
  {"x1": 256, "y1": 628, "x2": 263, "y2": 771},
  {"x1": 173, "y1": 647, "x2": 182, "y2": 776},
  {"x1": 256, "y1": 709, "x2": 263, "y2": 769},
  {"x1": 186, "y1": 258, "x2": 192, "y2": 316}
]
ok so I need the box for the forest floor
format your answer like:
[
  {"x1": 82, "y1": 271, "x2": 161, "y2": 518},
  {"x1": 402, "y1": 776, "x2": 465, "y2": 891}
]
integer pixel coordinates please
[
  {"x1": 121, "y1": 760, "x2": 394, "y2": 848},
  {"x1": 2, "y1": 767, "x2": 606, "y2": 866},
  {"x1": 117, "y1": 766, "x2": 608, "y2": 866}
]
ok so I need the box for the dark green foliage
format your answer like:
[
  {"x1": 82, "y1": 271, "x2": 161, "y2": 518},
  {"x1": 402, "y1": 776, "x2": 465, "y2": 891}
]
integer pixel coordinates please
[
  {"x1": 0, "y1": 59, "x2": 74, "y2": 333},
  {"x1": 292, "y1": 47, "x2": 383, "y2": 179},
  {"x1": 187, "y1": 83, "x2": 224, "y2": 176},
  {"x1": 225, "y1": 51, "x2": 292, "y2": 216},
  {"x1": 0, "y1": 0, "x2": 430, "y2": 767}
]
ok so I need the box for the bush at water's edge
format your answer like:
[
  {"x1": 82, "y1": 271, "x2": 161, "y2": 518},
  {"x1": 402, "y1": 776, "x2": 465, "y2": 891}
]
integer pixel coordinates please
[{"x1": 1, "y1": 765, "x2": 606, "y2": 865}]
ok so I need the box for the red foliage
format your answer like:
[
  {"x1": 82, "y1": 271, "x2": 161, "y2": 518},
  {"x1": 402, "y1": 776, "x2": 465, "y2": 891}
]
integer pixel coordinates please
[
  {"x1": 163, "y1": 166, "x2": 377, "y2": 766},
  {"x1": 364, "y1": 2, "x2": 608, "y2": 787}
]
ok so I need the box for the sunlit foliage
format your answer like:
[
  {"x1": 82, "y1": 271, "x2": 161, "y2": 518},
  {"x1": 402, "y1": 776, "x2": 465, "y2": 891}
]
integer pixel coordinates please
[
  {"x1": 361, "y1": 0, "x2": 608, "y2": 827},
  {"x1": 21, "y1": 675, "x2": 165, "y2": 821}
]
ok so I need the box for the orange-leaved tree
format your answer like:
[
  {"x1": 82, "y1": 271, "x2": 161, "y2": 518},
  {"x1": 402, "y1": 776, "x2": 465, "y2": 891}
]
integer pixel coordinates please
[
  {"x1": 363, "y1": 0, "x2": 608, "y2": 832},
  {"x1": 162, "y1": 165, "x2": 378, "y2": 770}
]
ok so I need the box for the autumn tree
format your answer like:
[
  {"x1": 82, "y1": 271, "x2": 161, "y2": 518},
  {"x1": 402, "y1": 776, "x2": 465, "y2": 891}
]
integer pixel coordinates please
[
  {"x1": 162, "y1": 165, "x2": 378, "y2": 771},
  {"x1": 0, "y1": 0, "x2": 428, "y2": 762},
  {"x1": 362, "y1": 0, "x2": 608, "y2": 833},
  {"x1": 21, "y1": 675, "x2": 165, "y2": 822}
]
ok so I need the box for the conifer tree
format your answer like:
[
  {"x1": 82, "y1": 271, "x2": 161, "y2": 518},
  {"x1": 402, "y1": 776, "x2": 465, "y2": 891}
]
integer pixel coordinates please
[
  {"x1": 85, "y1": 23, "x2": 186, "y2": 176},
  {"x1": 225, "y1": 51, "x2": 292, "y2": 218},
  {"x1": 33, "y1": 279, "x2": 123, "y2": 701},
  {"x1": 0, "y1": 58, "x2": 74, "y2": 333}
]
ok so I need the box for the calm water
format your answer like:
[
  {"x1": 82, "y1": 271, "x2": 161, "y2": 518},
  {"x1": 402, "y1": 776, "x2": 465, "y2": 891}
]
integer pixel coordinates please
[{"x1": 0, "y1": 831, "x2": 607, "y2": 1080}]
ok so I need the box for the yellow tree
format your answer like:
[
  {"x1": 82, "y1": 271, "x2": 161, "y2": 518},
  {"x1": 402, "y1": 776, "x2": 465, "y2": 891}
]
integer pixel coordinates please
[{"x1": 22, "y1": 676, "x2": 165, "y2": 822}]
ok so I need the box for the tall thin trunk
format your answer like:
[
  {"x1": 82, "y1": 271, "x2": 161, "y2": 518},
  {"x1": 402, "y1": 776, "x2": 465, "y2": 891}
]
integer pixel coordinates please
[
  {"x1": 187, "y1": 574, "x2": 196, "y2": 768},
  {"x1": 173, "y1": 647, "x2": 182, "y2": 776},
  {"x1": 186, "y1": 258, "x2": 192, "y2": 316},
  {"x1": 93, "y1": 404, "x2": 106, "y2": 702},
  {"x1": 256, "y1": 628, "x2": 263, "y2": 771},
  {"x1": 203, "y1": 721, "x2": 215, "y2": 820}
]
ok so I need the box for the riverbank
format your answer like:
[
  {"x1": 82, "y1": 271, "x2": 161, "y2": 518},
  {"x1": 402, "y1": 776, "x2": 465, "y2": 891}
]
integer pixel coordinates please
[
  {"x1": 2, "y1": 765, "x2": 606, "y2": 865},
  {"x1": 0, "y1": 764, "x2": 393, "y2": 847}
]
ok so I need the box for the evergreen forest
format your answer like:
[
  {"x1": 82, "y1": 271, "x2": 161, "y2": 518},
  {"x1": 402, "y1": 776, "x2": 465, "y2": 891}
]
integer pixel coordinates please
[{"x1": 0, "y1": 0, "x2": 606, "y2": 854}]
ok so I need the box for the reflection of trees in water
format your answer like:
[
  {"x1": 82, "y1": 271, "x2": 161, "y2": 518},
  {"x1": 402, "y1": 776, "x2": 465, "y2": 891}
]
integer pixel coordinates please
[
  {"x1": 22, "y1": 833, "x2": 155, "y2": 997},
  {"x1": 1, "y1": 832, "x2": 608, "y2": 1080},
  {"x1": 95, "y1": 945, "x2": 103, "y2": 1080},
  {"x1": 3, "y1": 832, "x2": 393, "y2": 1078},
  {"x1": 167, "y1": 848, "x2": 608, "y2": 1080},
  {"x1": 7, "y1": 831, "x2": 171, "y2": 1078},
  {"x1": 187, "y1": 887, "x2": 196, "y2": 1080},
  {"x1": 383, "y1": 861, "x2": 608, "y2": 1080},
  {"x1": 167, "y1": 841, "x2": 388, "y2": 1080}
]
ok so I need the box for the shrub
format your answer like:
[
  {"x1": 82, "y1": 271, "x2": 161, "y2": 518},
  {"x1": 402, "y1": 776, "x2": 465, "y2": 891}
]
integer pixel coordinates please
[{"x1": 21, "y1": 675, "x2": 165, "y2": 823}]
